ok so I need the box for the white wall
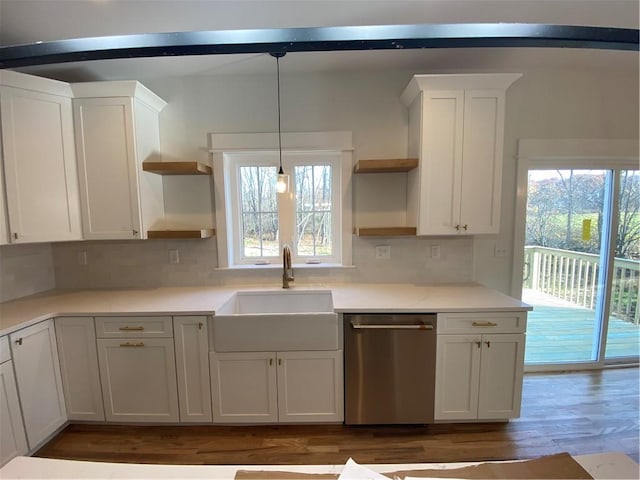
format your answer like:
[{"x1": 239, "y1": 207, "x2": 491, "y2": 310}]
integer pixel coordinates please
[{"x1": 50, "y1": 64, "x2": 639, "y2": 294}]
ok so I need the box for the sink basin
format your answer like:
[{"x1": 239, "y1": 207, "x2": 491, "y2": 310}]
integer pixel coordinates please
[
  {"x1": 217, "y1": 289, "x2": 334, "y2": 315},
  {"x1": 213, "y1": 290, "x2": 338, "y2": 352}
]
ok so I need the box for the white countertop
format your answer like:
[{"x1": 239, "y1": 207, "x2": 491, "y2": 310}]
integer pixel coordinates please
[
  {"x1": 0, "y1": 283, "x2": 531, "y2": 336},
  {"x1": 0, "y1": 452, "x2": 637, "y2": 479}
]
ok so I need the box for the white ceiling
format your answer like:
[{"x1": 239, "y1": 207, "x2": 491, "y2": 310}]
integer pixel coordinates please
[{"x1": 1, "y1": 0, "x2": 638, "y2": 81}]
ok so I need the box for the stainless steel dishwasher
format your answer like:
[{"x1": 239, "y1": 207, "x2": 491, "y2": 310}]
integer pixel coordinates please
[{"x1": 344, "y1": 313, "x2": 436, "y2": 424}]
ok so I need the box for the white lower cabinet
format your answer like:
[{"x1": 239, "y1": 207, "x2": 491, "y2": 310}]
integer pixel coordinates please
[
  {"x1": 173, "y1": 316, "x2": 212, "y2": 423},
  {"x1": 435, "y1": 333, "x2": 525, "y2": 421},
  {"x1": 9, "y1": 320, "x2": 67, "y2": 449},
  {"x1": 55, "y1": 317, "x2": 104, "y2": 421},
  {"x1": 97, "y1": 337, "x2": 179, "y2": 423},
  {"x1": 0, "y1": 336, "x2": 28, "y2": 466},
  {"x1": 210, "y1": 351, "x2": 278, "y2": 423},
  {"x1": 210, "y1": 350, "x2": 343, "y2": 423},
  {"x1": 276, "y1": 351, "x2": 344, "y2": 423}
]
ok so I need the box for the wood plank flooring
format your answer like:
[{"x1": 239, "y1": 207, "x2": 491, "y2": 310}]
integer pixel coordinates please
[{"x1": 35, "y1": 367, "x2": 640, "y2": 465}]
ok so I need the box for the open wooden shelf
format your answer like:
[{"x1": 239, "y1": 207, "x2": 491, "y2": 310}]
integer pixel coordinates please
[
  {"x1": 143, "y1": 162, "x2": 212, "y2": 175},
  {"x1": 147, "y1": 228, "x2": 215, "y2": 239},
  {"x1": 353, "y1": 227, "x2": 417, "y2": 237},
  {"x1": 354, "y1": 158, "x2": 418, "y2": 174}
]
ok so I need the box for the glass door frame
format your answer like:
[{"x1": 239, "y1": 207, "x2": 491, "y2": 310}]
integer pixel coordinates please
[{"x1": 512, "y1": 139, "x2": 639, "y2": 372}]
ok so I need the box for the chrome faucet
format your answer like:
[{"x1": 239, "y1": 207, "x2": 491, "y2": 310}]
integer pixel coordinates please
[{"x1": 282, "y1": 245, "x2": 294, "y2": 289}]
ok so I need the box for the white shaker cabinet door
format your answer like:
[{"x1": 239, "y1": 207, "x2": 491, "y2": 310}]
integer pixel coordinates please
[
  {"x1": 55, "y1": 317, "x2": 105, "y2": 421},
  {"x1": 434, "y1": 334, "x2": 482, "y2": 421},
  {"x1": 459, "y1": 89, "x2": 506, "y2": 234},
  {"x1": 477, "y1": 333, "x2": 525, "y2": 420},
  {"x1": 0, "y1": 360, "x2": 28, "y2": 466},
  {"x1": 0, "y1": 145, "x2": 9, "y2": 245},
  {"x1": 0, "y1": 85, "x2": 82, "y2": 243},
  {"x1": 73, "y1": 97, "x2": 142, "y2": 240},
  {"x1": 97, "y1": 337, "x2": 179, "y2": 423},
  {"x1": 417, "y1": 90, "x2": 465, "y2": 235},
  {"x1": 9, "y1": 319, "x2": 67, "y2": 450},
  {"x1": 209, "y1": 351, "x2": 278, "y2": 423},
  {"x1": 174, "y1": 316, "x2": 212, "y2": 423},
  {"x1": 276, "y1": 350, "x2": 344, "y2": 423}
]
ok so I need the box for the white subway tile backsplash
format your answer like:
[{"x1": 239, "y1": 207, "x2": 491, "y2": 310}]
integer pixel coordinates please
[
  {"x1": 50, "y1": 236, "x2": 473, "y2": 289},
  {"x1": 0, "y1": 243, "x2": 56, "y2": 301}
]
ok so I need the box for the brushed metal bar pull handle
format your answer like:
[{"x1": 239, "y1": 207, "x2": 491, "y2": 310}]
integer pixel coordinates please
[
  {"x1": 475, "y1": 341, "x2": 481, "y2": 348},
  {"x1": 463, "y1": 224, "x2": 468, "y2": 231},
  {"x1": 120, "y1": 342, "x2": 145, "y2": 347},
  {"x1": 269, "y1": 358, "x2": 273, "y2": 366},
  {"x1": 198, "y1": 322, "x2": 203, "y2": 330},
  {"x1": 119, "y1": 326, "x2": 145, "y2": 331},
  {"x1": 14, "y1": 338, "x2": 22, "y2": 346},
  {"x1": 472, "y1": 321, "x2": 498, "y2": 327},
  {"x1": 278, "y1": 358, "x2": 282, "y2": 366},
  {"x1": 485, "y1": 341, "x2": 491, "y2": 348},
  {"x1": 351, "y1": 322, "x2": 433, "y2": 330}
]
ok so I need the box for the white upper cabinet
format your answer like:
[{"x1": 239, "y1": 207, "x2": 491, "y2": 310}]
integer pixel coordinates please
[
  {"x1": 0, "y1": 71, "x2": 82, "y2": 243},
  {"x1": 402, "y1": 74, "x2": 521, "y2": 235},
  {"x1": 72, "y1": 81, "x2": 167, "y2": 240},
  {"x1": 0, "y1": 144, "x2": 9, "y2": 245}
]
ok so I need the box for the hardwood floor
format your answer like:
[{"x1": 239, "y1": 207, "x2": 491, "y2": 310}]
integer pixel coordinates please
[{"x1": 35, "y1": 367, "x2": 639, "y2": 465}]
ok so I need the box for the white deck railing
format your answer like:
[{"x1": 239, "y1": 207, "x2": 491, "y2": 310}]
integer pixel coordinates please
[{"x1": 524, "y1": 246, "x2": 639, "y2": 325}]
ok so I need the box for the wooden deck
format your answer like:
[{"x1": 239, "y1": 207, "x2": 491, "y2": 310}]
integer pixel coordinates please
[{"x1": 523, "y1": 290, "x2": 639, "y2": 364}]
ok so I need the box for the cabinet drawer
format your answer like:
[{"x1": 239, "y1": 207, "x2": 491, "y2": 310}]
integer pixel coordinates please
[
  {"x1": 95, "y1": 316, "x2": 173, "y2": 338},
  {"x1": 437, "y1": 312, "x2": 526, "y2": 334},
  {"x1": 0, "y1": 336, "x2": 10, "y2": 363}
]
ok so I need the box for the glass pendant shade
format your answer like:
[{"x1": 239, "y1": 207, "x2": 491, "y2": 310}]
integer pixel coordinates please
[{"x1": 276, "y1": 166, "x2": 289, "y2": 193}]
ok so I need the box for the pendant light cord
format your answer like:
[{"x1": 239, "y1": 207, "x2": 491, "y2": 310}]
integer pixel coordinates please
[{"x1": 276, "y1": 54, "x2": 283, "y2": 174}]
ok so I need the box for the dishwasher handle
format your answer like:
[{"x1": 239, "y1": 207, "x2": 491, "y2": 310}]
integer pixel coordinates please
[{"x1": 351, "y1": 321, "x2": 433, "y2": 330}]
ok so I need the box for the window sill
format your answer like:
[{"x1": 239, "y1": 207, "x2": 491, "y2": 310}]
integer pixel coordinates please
[{"x1": 215, "y1": 263, "x2": 355, "y2": 271}]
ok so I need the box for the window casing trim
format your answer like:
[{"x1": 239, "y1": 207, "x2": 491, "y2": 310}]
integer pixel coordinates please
[{"x1": 211, "y1": 132, "x2": 353, "y2": 269}]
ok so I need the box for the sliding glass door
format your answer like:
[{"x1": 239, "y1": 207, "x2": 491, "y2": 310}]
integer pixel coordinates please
[
  {"x1": 519, "y1": 160, "x2": 638, "y2": 369},
  {"x1": 605, "y1": 170, "x2": 640, "y2": 361}
]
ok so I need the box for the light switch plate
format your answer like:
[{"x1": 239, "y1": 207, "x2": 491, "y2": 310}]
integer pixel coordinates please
[
  {"x1": 431, "y1": 245, "x2": 440, "y2": 259},
  {"x1": 375, "y1": 245, "x2": 391, "y2": 260},
  {"x1": 169, "y1": 249, "x2": 180, "y2": 264}
]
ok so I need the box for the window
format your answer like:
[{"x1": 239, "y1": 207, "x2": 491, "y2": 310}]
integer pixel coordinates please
[
  {"x1": 223, "y1": 150, "x2": 342, "y2": 266},
  {"x1": 211, "y1": 131, "x2": 353, "y2": 269}
]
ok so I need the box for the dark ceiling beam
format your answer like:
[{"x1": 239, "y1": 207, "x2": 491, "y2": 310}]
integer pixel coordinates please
[{"x1": 0, "y1": 23, "x2": 638, "y2": 69}]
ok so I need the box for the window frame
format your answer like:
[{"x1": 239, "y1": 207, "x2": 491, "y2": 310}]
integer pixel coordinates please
[
  {"x1": 227, "y1": 152, "x2": 280, "y2": 265},
  {"x1": 211, "y1": 131, "x2": 353, "y2": 269}
]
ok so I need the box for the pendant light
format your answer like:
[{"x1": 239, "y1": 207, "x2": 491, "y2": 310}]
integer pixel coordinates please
[{"x1": 271, "y1": 52, "x2": 289, "y2": 194}]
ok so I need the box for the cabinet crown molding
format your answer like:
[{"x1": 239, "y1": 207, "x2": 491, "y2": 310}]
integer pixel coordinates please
[
  {"x1": 401, "y1": 73, "x2": 522, "y2": 106},
  {"x1": 0, "y1": 70, "x2": 73, "y2": 97},
  {"x1": 71, "y1": 81, "x2": 167, "y2": 112}
]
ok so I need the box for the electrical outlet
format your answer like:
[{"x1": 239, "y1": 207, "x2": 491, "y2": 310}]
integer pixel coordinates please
[
  {"x1": 77, "y1": 251, "x2": 88, "y2": 266},
  {"x1": 431, "y1": 245, "x2": 441, "y2": 259},
  {"x1": 169, "y1": 249, "x2": 180, "y2": 264},
  {"x1": 494, "y1": 245, "x2": 508, "y2": 257},
  {"x1": 375, "y1": 245, "x2": 391, "y2": 260}
]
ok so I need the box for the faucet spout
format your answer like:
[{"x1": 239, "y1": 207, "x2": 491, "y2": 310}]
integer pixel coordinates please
[{"x1": 282, "y1": 245, "x2": 294, "y2": 289}]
